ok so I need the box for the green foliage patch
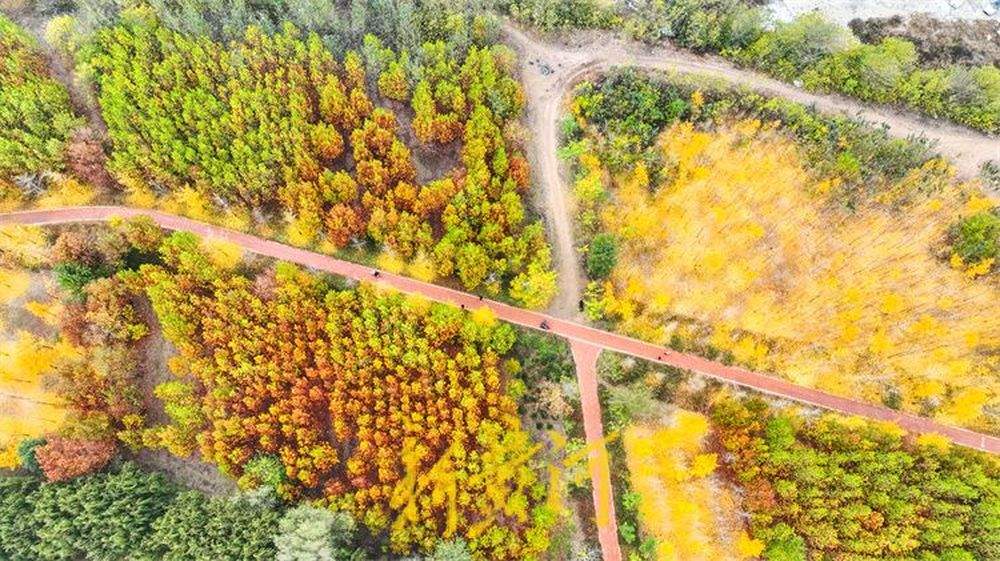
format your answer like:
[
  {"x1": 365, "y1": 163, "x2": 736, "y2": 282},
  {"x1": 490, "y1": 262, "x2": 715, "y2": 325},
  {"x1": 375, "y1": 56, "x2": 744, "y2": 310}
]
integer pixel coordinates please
[
  {"x1": 712, "y1": 397, "x2": 1000, "y2": 561},
  {"x1": 950, "y1": 209, "x2": 1000, "y2": 270},
  {"x1": 0, "y1": 15, "x2": 80, "y2": 178}
]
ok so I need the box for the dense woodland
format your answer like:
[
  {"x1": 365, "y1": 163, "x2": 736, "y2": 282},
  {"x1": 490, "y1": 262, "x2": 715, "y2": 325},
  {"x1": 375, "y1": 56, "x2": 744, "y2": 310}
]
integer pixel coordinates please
[
  {"x1": 0, "y1": 219, "x2": 558, "y2": 559},
  {"x1": 132, "y1": 233, "x2": 553, "y2": 558},
  {"x1": 712, "y1": 397, "x2": 1000, "y2": 561},
  {"x1": 0, "y1": 1, "x2": 556, "y2": 307},
  {"x1": 0, "y1": 15, "x2": 80, "y2": 192}
]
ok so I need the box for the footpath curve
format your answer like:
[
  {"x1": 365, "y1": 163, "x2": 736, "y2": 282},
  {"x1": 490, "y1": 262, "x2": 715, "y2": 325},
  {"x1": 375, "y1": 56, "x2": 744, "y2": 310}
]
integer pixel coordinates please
[
  {"x1": 5, "y1": 205, "x2": 998, "y2": 454},
  {"x1": 503, "y1": 21, "x2": 1000, "y2": 317}
]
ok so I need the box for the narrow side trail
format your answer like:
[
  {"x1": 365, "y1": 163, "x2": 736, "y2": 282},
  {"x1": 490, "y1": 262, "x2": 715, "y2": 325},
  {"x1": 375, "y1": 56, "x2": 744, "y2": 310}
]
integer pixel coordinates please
[{"x1": 502, "y1": 21, "x2": 1000, "y2": 317}]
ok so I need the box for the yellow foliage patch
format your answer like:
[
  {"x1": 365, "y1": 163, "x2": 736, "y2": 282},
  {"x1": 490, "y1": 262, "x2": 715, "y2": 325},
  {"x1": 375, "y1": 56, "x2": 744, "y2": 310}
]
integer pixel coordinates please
[
  {"x1": 915, "y1": 432, "x2": 951, "y2": 452},
  {"x1": 0, "y1": 331, "x2": 71, "y2": 442},
  {"x1": 469, "y1": 306, "x2": 497, "y2": 327},
  {"x1": 376, "y1": 250, "x2": 406, "y2": 274},
  {"x1": 286, "y1": 214, "x2": 320, "y2": 248},
  {"x1": 24, "y1": 299, "x2": 62, "y2": 327},
  {"x1": 408, "y1": 252, "x2": 437, "y2": 283},
  {"x1": 964, "y1": 195, "x2": 997, "y2": 215},
  {"x1": 623, "y1": 410, "x2": 749, "y2": 561},
  {"x1": 201, "y1": 238, "x2": 244, "y2": 270},
  {"x1": 0, "y1": 269, "x2": 30, "y2": 305},
  {"x1": 597, "y1": 122, "x2": 999, "y2": 428},
  {"x1": 0, "y1": 224, "x2": 49, "y2": 267},
  {"x1": 34, "y1": 177, "x2": 96, "y2": 208},
  {"x1": 125, "y1": 184, "x2": 158, "y2": 208},
  {"x1": 0, "y1": 439, "x2": 19, "y2": 469},
  {"x1": 736, "y1": 531, "x2": 765, "y2": 558},
  {"x1": 161, "y1": 186, "x2": 212, "y2": 222}
]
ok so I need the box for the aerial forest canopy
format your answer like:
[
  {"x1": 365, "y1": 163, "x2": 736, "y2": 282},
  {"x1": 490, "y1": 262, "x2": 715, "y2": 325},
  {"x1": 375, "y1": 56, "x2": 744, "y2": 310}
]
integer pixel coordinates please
[
  {"x1": 81, "y1": 10, "x2": 555, "y2": 306},
  {"x1": 712, "y1": 397, "x2": 1000, "y2": 561},
  {"x1": 128, "y1": 232, "x2": 553, "y2": 558},
  {"x1": 0, "y1": 15, "x2": 80, "y2": 181}
]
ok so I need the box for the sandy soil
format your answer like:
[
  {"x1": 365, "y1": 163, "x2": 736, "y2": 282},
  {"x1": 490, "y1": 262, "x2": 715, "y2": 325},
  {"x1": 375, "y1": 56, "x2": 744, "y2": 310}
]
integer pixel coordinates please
[
  {"x1": 502, "y1": 20, "x2": 1000, "y2": 319},
  {"x1": 769, "y1": 0, "x2": 1000, "y2": 25}
]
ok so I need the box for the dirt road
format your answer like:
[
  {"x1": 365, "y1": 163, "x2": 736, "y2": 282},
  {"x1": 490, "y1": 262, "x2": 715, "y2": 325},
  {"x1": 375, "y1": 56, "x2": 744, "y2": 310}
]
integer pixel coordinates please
[{"x1": 503, "y1": 22, "x2": 1000, "y2": 318}]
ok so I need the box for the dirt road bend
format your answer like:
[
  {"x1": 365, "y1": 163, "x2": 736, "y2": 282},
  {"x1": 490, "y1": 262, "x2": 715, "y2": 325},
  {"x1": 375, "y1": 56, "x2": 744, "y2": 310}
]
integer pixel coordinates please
[{"x1": 502, "y1": 21, "x2": 1000, "y2": 317}]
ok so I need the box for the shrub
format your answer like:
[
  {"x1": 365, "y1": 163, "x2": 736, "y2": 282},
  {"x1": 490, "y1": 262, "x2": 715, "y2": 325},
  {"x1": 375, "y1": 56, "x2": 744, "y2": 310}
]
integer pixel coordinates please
[
  {"x1": 802, "y1": 37, "x2": 918, "y2": 103},
  {"x1": 604, "y1": 384, "x2": 658, "y2": 430},
  {"x1": 576, "y1": 69, "x2": 688, "y2": 148},
  {"x1": 623, "y1": 0, "x2": 765, "y2": 51},
  {"x1": 34, "y1": 437, "x2": 116, "y2": 482},
  {"x1": 737, "y1": 12, "x2": 857, "y2": 80},
  {"x1": 950, "y1": 209, "x2": 1000, "y2": 269},
  {"x1": 53, "y1": 262, "x2": 110, "y2": 299},
  {"x1": 238, "y1": 454, "x2": 288, "y2": 492},
  {"x1": 15, "y1": 437, "x2": 46, "y2": 475},
  {"x1": 429, "y1": 538, "x2": 474, "y2": 561},
  {"x1": 585, "y1": 233, "x2": 617, "y2": 279},
  {"x1": 514, "y1": 330, "x2": 574, "y2": 384},
  {"x1": 274, "y1": 506, "x2": 360, "y2": 561},
  {"x1": 501, "y1": 0, "x2": 618, "y2": 32}
]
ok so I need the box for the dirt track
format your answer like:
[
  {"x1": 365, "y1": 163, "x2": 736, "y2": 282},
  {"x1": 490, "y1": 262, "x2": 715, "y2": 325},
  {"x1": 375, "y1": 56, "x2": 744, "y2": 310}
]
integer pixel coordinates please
[{"x1": 502, "y1": 21, "x2": 1000, "y2": 318}]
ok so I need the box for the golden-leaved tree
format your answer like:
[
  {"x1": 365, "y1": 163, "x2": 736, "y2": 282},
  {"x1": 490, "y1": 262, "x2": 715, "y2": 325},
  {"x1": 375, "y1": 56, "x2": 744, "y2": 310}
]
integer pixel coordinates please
[{"x1": 624, "y1": 409, "x2": 758, "y2": 561}]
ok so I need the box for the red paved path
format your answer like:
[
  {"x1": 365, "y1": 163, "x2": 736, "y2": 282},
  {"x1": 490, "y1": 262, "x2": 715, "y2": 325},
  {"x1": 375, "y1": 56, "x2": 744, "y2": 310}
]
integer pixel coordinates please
[
  {"x1": 4, "y1": 207, "x2": 998, "y2": 454},
  {"x1": 570, "y1": 342, "x2": 622, "y2": 561}
]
